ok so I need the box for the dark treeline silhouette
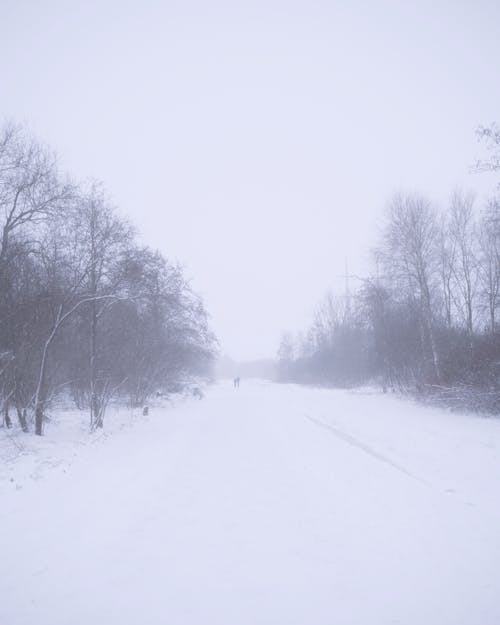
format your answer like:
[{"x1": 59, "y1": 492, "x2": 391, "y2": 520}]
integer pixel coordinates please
[
  {"x1": 0, "y1": 122, "x2": 216, "y2": 435},
  {"x1": 278, "y1": 124, "x2": 500, "y2": 414}
]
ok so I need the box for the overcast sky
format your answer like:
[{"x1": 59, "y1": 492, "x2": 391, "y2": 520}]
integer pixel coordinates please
[{"x1": 1, "y1": 0, "x2": 499, "y2": 360}]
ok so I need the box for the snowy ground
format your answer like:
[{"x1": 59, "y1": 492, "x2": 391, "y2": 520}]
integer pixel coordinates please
[{"x1": 1, "y1": 380, "x2": 500, "y2": 625}]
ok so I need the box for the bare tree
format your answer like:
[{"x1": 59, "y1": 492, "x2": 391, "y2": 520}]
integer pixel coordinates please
[
  {"x1": 380, "y1": 193, "x2": 441, "y2": 383},
  {"x1": 448, "y1": 190, "x2": 478, "y2": 338},
  {"x1": 0, "y1": 122, "x2": 72, "y2": 278},
  {"x1": 32, "y1": 198, "x2": 128, "y2": 435},
  {"x1": 437, "y1": 212, "x2": 455, "y2": 328},
  {"x1": 0, "y1": 122, "x2": 216, "y2": 435},
  {"x1": 475, "y1": 123, "x2": 500, "y2": 175},
  {"x1": 77, "y1": 183, "x2": 132, "y2": 428},
  {"x1": 478, "y1": 198, "x2": 500, "y2": 333}
]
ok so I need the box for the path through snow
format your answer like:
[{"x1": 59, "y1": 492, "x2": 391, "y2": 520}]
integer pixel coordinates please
[{"x1": 1, "y1": 381, "x2": 500, "y2": 625}]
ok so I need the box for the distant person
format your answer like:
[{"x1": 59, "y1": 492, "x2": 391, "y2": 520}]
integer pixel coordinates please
[{"x1": 233, "y1": 376, "x2": 240, "y2": 388}]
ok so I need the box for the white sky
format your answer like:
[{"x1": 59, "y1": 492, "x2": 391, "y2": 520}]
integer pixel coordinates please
[{"x1": 1, "y1": 0, "x2": 499, "y2": 359}]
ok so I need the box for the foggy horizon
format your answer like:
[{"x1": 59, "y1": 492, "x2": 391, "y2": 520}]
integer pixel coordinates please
[{"x1": 2, "y1": 0, "x2": 500, "y2": 360}]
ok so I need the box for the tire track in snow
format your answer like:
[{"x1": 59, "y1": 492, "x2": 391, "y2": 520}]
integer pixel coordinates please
[{"x1": 304, "y1": 413, "x2": 428, "y2": 485}]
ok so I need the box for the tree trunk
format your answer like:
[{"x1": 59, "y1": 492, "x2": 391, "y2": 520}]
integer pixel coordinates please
[
  {"x1": 89, "y1": 204, "x2": 98, "y2": 429},
  {"x1": 4, "y1": 402, "x2": 12, "y2": 428},
  {"x1": 16, "y1": 406, "x2": 28, "y2": 432},
  {"x1": 34, "y1": 306, "x2": 62, "y2": 436},
  {"x1": 89, "y1": 297, "x2": 98, "y2": 428},
  {"x1": 35, "y1": 402, "x2": 44, "y2": 436}
]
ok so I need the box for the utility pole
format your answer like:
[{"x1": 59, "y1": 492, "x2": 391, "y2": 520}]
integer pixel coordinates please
[{"x1": 337, "y1": 257, "x2": 357, "y2": 322}]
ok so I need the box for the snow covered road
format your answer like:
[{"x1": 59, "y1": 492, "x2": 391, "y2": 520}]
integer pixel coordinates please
[{"x1": 2, "y1": 381, "x2": 500, "y2": 625}]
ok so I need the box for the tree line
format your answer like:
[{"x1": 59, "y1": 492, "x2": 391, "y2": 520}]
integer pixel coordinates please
[
  {"x1": 0, "y1": 122, "x2": 216, "y2": 435},
  {"x1": 278, "y1": 123, "x2": 500, "y2": 414}
]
